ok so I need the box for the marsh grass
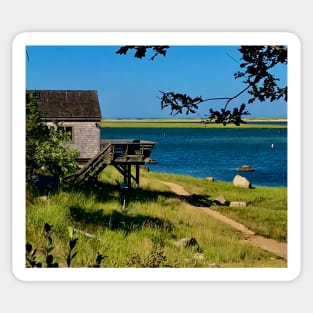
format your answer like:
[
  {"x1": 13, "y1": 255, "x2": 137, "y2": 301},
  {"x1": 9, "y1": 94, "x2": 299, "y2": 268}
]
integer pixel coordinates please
[
  {"x1": 100, "y1": 118, "x2": 287, "y2": 129},
  {"x1": 26, "y1": 166, "x2": 287, "y2": 268}
]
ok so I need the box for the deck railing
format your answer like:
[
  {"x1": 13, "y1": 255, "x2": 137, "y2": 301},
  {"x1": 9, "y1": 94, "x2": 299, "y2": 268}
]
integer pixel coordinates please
[{"x1": 100, "y1": 139, "x2": 156, "y2": 163}]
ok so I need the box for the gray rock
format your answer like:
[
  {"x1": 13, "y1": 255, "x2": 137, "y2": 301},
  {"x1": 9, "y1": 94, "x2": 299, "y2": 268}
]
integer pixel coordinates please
[
  {"x1": 233, "y1": 175, "x2": 252, "y2": 188},
  {"x1": 214, "y1": 195, "x2": 229, "y2": 206},
  {"x1": 177, "y1": 237, "x2": 200, "y2": 250},
  {"x1": 205, "y1": 176, "x2": 215, "y2": 182}
]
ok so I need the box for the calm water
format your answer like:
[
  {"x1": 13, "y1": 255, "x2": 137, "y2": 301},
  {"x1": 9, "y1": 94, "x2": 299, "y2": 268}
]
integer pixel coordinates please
[{"x1": 101, "y1": 127, "x2": 287, "y2": 187}]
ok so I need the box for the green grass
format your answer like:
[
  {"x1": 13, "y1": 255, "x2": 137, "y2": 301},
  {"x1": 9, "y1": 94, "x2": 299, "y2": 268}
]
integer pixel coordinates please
[
  {"x1": 26, "y1": 166, "x2": 287, "y2": 268},
  {"x1": 146, "y1": 171, "x2": 287, "y2": 242}
]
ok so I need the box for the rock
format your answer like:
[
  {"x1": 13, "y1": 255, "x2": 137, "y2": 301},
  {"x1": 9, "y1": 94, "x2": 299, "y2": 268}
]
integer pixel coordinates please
[
  {"x1": 177, "y1": 237, "x2": 200, "y2": 250},
  {"x1": 37, "y1": 196, "x2": 49, "y2": 202},
  {"x1": 205, "y1": 176, "x2": 215, "y2": 182},
  {"x1": 229, "y1": 201, "x2": 247, "y2": 207},
  {"x1": 214, "y1": 195, "x2": 229, "y2": 206},
  {"x1": 233, "y1": 175, "x2": 252, "y2": 188},
  {"x1": 236, "y1": 165, "x2": 254, "y2": 172}
]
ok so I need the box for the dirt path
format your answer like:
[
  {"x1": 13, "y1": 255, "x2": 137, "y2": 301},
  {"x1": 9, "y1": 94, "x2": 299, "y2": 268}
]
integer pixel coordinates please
[{"x1": 159, "y1": 180, "x2": 287, "y2": 260}]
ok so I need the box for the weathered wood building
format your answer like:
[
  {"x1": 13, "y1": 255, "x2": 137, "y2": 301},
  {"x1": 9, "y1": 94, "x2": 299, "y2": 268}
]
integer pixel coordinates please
[
  {"x1": 27, "y1": 89, "x2": 156, "y2": 187},
  {"x1": 27, "y1": 90, "x2": 102, "y2": 164}
]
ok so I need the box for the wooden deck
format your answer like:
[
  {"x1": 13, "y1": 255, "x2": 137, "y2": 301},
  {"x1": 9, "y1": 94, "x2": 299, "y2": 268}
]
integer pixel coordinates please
[{"x1": 64, "y1": 139, "x2": 156, "y2": 188}]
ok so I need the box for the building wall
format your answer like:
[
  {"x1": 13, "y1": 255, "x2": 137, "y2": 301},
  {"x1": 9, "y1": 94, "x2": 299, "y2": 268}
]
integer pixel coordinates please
[
  {"x1": 65, "y1": 121, "x2": 100, "y2": 160},
  {"x1": 47, "y1": 121, "x2": 100, "y2": 160}
]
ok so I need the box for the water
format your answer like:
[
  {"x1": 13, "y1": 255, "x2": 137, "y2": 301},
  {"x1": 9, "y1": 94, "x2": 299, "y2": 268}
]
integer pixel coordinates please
[{"x1": 101, "y1": 127, "x2": 287, "y2": 187}]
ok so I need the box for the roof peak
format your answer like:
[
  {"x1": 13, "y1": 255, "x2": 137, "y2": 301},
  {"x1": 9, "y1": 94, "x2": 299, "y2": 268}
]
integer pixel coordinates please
[{"x1": 26, "y1": 90, "x2": 102, "y2": 120}]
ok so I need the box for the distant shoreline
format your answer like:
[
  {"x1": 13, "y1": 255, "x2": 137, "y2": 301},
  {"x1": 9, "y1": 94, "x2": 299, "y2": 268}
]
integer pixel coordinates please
[
  {"x1": 100, "y1": 117, "x2": 287, "y2": 128},
  {"x1": 102, "y1": 117, "x2": 287, "y2": 123}
]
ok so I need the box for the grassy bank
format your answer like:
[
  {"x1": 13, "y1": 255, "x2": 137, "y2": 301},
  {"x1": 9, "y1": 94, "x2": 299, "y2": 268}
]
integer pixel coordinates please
[
  {"x1": 26, "y1": 167, "x2": 287, "y2": 268},
  {"x1": 100, "y1": 118, "x2": 287, "y2": 129}
]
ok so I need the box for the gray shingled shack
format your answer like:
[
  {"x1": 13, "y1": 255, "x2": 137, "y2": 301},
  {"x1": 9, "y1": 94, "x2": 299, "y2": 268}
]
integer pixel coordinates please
[{"x1": 27, "y1": 90, "x2": 102, "y2": 164}]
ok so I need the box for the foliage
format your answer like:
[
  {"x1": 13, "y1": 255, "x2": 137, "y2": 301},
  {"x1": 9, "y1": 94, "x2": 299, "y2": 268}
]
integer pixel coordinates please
[
  {"x1": 26, "y1": 93, "x2": 79, "y2": 180},
  {"x1": 235, "y1": 46, "x2": 287, "y2": 104},
  {"x1": 26, "y1": 223, "x2": 106, "y2": 268},
  {"x1": 26, "y1": 223, "x2": 58, "y2": 267},
  {"x1": 116, "y1": 45, "x2": 287, "y2": 125},
  {"x1": 26, "y1": 243, "x2": 42, "y2": 268},
  {"x1": 116, "y1": 45, "x2": 169, "y2": 61},
  {"x1": 67, "y1": 227, "x2": 78, "y2": 267}
]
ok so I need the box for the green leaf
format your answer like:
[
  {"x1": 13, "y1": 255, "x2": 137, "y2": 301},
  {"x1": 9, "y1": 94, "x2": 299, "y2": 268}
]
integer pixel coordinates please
[
  {"x1": 68, "y1": 226, "x2": 74, "y2": 239},
  {"x1": 26, "y1": 243, "x2": 32, "y2": 253},
  {"x1": 69, "y1": 238, "x2": 78, "y2": 250},
  {"x1": 44, "y1": 223, "x2": 51, "y2": 233},
  {"x1": 66, "y1": 255, "x2": 71, "y2": 267},
  {"x1": 46, "y1": 254, "x2": 54, "y2": 266}
]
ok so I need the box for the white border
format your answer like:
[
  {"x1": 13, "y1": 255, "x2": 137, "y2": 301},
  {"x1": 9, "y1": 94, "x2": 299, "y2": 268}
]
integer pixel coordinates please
[{"x1": 12, "y1": 32, "x2": 301, "y2": 281}]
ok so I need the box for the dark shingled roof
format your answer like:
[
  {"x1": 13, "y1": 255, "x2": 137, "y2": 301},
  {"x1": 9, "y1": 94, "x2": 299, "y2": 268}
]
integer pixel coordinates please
[{"x1": 26, "y1": 90, "x2": 102, "y2": 121}]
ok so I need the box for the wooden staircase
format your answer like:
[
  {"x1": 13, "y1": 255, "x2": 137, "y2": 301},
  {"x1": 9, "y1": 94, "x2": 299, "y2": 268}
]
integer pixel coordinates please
[
  {"x1": 64, "y1": 140, "x2": 156, "y2": 187},
  {"x1": 64, "y1": 143, "x2": 113, "y2": 186}
]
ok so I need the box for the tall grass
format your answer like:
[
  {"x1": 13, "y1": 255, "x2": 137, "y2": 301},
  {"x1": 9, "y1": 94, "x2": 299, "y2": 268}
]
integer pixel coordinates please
[
  {"x1": 145, "y1": 171, "x2": 287, "y2": 242},
  {"x1": 26, "y1": 166, "x2": 287, "y2": 268}
]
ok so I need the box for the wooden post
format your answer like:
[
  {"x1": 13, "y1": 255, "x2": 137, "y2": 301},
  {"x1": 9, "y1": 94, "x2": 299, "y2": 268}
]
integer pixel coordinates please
[
  {"x1": 135, "y1": 164, "x2": 140, "y2": 186},
  {"x1": 127, "y1": 164, "x2": 131, "y2": 189},
  {"x1": 123, "y1": 165, "x2": 127, "y2": 186}
]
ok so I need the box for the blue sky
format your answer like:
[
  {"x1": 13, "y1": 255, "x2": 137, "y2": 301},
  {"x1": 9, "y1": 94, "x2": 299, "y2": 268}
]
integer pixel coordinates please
[{"x1": 26, "y1": 45, "x2": 287, "y2": 118}]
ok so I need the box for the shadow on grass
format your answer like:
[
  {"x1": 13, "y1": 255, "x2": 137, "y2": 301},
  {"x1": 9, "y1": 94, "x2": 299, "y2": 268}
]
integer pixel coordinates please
[
  {"x1": 64, "y1": 179, "x2": 214, "y2": 236},
  {"x1": 67, "y1": 179, "x2": 184, "y2": 204},
  {"x1": 69, "y1": 206, "x2": 173, "y2": 236},
  {"x1": 184, "y1": 194, "x2": 214, "y2": 207}
]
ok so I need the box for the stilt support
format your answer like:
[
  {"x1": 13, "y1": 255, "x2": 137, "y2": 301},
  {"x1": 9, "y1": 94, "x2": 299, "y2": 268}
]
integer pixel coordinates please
[{"x1": 114, "y1": 163, "x2": 141, "y2": 188}]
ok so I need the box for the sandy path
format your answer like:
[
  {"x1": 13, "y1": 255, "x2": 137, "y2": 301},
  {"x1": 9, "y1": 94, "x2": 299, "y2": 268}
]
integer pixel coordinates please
[{"x1": 159, "y1": 180, "x2": 287, "y2": 260}]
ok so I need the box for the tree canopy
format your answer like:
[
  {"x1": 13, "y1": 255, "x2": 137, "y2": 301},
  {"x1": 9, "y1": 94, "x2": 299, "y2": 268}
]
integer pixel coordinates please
[{"x1": 116, "y1": 45, "x2": 287, "y2": 125}]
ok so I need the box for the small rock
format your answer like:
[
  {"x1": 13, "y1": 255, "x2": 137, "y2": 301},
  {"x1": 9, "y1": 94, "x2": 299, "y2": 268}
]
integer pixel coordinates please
[
  {"x1": 37, "y1": 196, "x2": 49, "y2": 202},
  {"x1": 205, "y1": 176, "x2": 215, "y2": 182},
  {"x1": 177, "y1": 237, "x2": 200, "y2": 250},
  {"x1": 214, "y1": 195, "x2": 229, "y2": 206},
  {"x1": 229, "y1": 201, "x2": 247, "y2": 207}
]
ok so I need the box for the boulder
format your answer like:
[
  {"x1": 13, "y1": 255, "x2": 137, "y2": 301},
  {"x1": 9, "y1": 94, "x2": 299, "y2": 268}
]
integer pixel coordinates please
[
  {"x1": 205, "y1": 176, "x2": 215, "y2": 182},
  {"x1": 233, "y1": 175, "x2": 251, "y2": 188}
]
